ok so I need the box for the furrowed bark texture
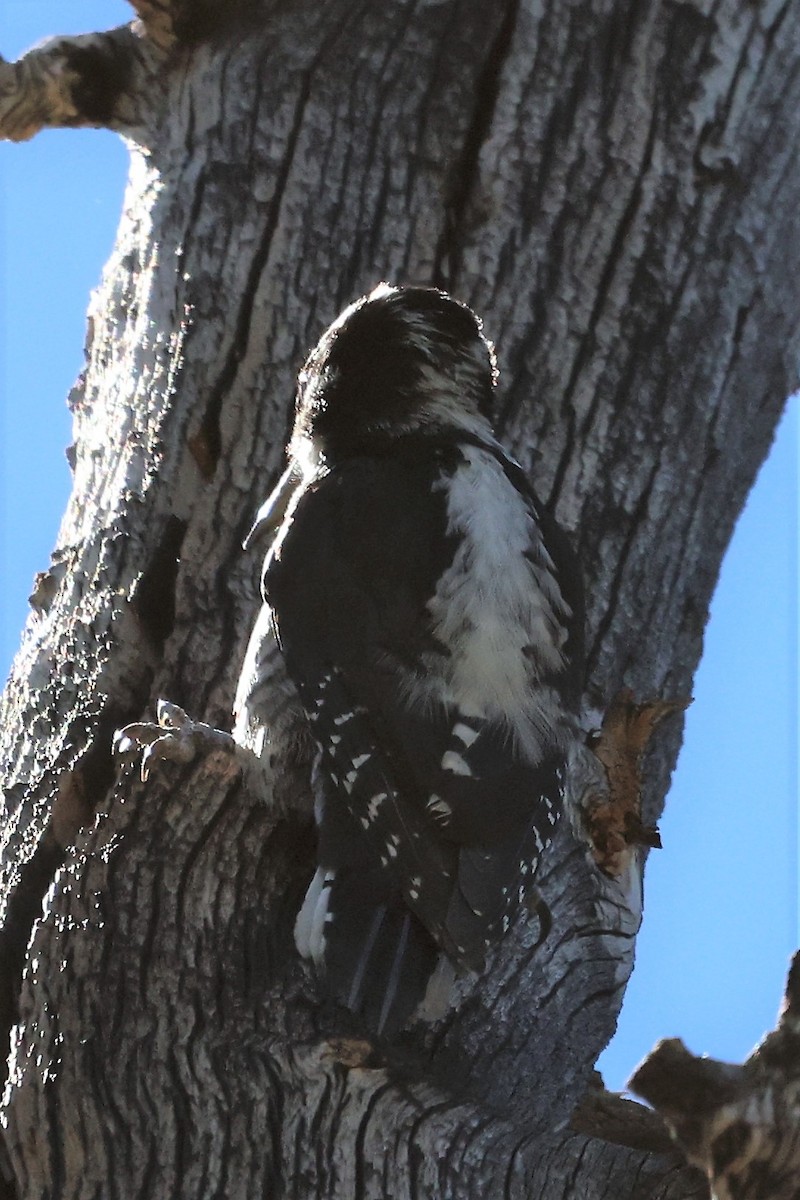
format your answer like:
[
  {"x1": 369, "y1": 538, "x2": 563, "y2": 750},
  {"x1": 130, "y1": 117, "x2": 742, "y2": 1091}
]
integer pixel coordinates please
[{"x1": 1, "y1": 0, "x2": 798, "y2": 1196}]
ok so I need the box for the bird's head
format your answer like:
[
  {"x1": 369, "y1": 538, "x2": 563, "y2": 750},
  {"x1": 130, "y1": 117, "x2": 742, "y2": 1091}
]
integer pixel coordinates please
[{"x1": 291, "y1": 284, "x2": 498, "y2": 462}]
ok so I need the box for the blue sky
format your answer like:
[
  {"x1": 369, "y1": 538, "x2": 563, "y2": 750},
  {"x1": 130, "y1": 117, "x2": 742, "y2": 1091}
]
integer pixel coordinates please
[{"x1": 1, "y1": 4, "x2": 797, "y2": 1092}]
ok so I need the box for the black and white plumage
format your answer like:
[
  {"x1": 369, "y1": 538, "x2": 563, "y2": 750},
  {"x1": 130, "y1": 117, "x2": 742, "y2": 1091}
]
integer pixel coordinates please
[{"x1": 239, "y1": 284, "x2": 583, "y2": 1035}]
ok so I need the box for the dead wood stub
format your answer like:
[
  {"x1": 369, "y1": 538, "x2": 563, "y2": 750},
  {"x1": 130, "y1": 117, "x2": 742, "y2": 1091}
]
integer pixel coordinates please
[{"x1": 584, "y1": 690, "x2": 690, "y2": 876}]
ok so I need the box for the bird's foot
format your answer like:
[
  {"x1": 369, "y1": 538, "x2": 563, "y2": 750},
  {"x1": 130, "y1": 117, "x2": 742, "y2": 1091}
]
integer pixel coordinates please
[{"x1": 113, "y1": 699, "x2": 236, "y2": 781}]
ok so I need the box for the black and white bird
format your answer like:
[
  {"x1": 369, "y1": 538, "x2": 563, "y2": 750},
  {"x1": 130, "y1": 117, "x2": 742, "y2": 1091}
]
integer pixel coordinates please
[{"x1": 237, "y1": 284, "x2": 584, "y2": 1035}]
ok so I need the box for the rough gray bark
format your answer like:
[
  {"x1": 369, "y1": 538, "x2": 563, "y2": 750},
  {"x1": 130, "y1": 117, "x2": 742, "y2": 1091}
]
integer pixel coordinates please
[{"x1": 1, "y1": 1, "x2": 798, "y2": 1196}]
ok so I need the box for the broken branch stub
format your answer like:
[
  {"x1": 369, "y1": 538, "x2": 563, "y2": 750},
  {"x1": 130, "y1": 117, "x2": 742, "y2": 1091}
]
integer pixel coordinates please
[
  {"x1": 630, "y1": 953, "x2": 800, "y2": 1200},
  {"x1": 583, "y1": 690, "x2": 690, "y2": 877}
]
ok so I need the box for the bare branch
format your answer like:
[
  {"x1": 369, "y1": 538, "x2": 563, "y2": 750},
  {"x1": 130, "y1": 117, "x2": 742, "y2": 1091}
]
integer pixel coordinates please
[
  {"x1": 631, "y1": 955, "x2": 800, "y2": 1200},
  {"x1": 0, "y1": 25, "x2": 166, "y2": 143}
]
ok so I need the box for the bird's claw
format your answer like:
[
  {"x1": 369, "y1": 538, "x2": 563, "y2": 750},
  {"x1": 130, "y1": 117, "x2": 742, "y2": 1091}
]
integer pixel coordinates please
[{"x1": 113, "y1": 701, "x2": 234, "y2": 782}]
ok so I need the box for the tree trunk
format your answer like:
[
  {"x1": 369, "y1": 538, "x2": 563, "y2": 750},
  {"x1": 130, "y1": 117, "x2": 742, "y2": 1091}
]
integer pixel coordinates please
[{"x1": 1, "y1": 1, "x2": 797, "y2": 1196}]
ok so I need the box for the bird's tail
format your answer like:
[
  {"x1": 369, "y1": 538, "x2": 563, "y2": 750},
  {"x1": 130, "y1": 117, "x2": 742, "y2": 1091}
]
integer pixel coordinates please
[{"x1": 295, "y1": 866, "x2": 442, "y2": 1036}]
